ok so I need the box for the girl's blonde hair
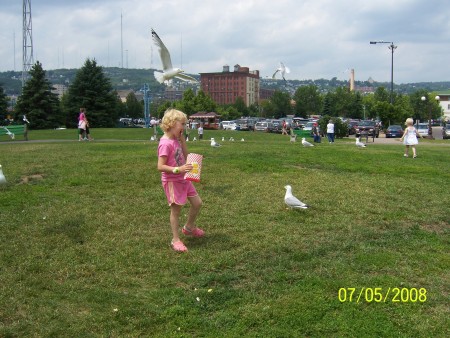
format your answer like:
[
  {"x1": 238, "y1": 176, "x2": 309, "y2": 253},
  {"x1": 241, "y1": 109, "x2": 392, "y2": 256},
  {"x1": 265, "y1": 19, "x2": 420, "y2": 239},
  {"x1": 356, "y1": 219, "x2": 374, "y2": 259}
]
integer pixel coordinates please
[
  {"x1": 405, "y1": 118, "x2": 414, "y2": 126},
  {"x1": 160, "y1": 109, "x2": 188, "y2": 132}
]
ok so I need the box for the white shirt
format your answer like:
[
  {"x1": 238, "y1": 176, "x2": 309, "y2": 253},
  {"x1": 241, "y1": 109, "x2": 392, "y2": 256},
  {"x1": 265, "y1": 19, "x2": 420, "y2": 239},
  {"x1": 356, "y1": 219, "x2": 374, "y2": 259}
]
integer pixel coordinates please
[{"x1": 327, "y1": 123, "x2": 334, "y2": 133}]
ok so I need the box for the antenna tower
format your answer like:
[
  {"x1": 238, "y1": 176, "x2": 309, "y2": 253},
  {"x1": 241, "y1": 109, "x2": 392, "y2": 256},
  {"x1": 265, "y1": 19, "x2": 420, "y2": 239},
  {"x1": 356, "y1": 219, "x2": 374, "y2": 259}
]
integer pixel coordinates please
[{"x1": 22, "y1": 0, "x2": 34, "y2": 86}]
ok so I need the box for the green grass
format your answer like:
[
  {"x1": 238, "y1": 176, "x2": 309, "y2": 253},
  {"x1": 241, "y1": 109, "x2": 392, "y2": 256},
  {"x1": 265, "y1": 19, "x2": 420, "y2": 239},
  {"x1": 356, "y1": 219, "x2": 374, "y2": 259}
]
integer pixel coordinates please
[{"x1": 1, "y1": 129, "x2": 449, "y2": 337}]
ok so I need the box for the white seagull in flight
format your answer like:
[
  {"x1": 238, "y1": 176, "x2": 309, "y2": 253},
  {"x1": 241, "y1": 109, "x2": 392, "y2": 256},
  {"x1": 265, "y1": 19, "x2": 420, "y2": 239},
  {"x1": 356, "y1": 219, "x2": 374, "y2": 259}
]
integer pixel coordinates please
[
  {"x1": 272, "y1": 62, "x2": 290, "y2": 81},
  {"x1": 151, "y1": 28, "x2": 198, "y2": 84}
]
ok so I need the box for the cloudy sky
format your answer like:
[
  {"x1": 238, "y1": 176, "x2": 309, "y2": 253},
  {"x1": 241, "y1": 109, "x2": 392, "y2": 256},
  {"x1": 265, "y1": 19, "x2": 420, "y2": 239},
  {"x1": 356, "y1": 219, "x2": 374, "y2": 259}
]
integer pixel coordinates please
[{"x1": 1, "y1": 0, "x2": 449, "y2": 84}]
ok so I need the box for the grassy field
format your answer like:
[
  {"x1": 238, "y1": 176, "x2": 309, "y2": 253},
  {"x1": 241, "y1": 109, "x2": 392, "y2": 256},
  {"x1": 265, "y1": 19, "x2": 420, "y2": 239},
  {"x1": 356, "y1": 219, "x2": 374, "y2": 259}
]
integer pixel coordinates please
[{"x1": 1, "y1": 129, "x2": 449, "y2": 337}]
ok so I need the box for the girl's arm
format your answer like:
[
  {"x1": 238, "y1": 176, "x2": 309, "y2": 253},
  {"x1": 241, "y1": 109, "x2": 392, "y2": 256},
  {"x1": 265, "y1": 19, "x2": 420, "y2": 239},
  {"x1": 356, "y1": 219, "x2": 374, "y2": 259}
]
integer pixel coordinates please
[
  {"x1": 157, "y1": 155, "x2": 192, "y2": 174},
  {"x1": 415, "y1": 128, "x2": 423, "y2": 138},
  {"x1": 400, "y1": 128, "x2": 407, "y2": 140}
]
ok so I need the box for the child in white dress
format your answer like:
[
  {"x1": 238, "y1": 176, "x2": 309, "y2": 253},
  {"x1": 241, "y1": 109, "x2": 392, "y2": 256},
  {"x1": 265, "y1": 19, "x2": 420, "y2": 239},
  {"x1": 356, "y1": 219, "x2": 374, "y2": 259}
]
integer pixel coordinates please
[{"x1": 400, "y1": 118, "x2": 423, "y2": 158}]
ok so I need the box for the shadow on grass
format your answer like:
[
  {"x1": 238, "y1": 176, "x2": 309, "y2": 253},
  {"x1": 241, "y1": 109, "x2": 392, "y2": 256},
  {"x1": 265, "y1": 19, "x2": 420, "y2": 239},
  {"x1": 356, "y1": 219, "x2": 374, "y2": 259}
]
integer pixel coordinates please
[{"x1": 44, "y1": 214, "x2": 86, "y2": 244}]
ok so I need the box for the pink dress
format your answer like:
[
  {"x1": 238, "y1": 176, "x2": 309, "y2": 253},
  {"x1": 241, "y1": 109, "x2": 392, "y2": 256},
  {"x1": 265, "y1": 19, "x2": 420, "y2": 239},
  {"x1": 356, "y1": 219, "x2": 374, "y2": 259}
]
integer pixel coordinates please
[{"x1": 158, "y1": 137, "x2": 197, "y2": 205}]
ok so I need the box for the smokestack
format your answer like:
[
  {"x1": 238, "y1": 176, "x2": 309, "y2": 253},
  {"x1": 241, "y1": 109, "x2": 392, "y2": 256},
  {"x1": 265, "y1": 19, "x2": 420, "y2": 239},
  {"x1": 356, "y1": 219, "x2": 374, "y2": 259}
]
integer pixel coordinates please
[{"x1": 350, "y1": 69, "x2": 355, "y2": 91}]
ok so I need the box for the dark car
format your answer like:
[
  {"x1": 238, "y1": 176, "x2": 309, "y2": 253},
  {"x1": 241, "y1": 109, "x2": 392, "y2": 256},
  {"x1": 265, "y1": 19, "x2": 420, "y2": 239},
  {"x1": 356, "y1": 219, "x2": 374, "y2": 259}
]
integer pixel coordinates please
[
  {"x1": 443, "y1": 124, "x2": 450, "y2": 139},
  {"x1": 385, "y1": 125, "x2": 403, "y2": 138},
  {"x1": 347, "y1": 120, "x2": 359, "y2": 135},
  {"x1": 355, "y1": 120, "x2": 380, "y2": 138},
  {"x1": 254, "y1": 121, "x2": 273, "y2": 132}
]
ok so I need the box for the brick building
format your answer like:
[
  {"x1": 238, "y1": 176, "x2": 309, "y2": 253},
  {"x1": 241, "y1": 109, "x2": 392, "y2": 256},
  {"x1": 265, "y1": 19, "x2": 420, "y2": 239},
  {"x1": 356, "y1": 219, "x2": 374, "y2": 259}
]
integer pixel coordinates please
[{"x1": 200, "y1": 64, "x2": 260, "y2": 107}]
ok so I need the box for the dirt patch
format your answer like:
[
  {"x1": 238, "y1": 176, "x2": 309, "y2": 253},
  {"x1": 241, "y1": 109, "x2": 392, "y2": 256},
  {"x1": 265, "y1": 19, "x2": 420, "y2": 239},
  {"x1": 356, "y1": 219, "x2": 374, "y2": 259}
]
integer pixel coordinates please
[{"x1": 19, "y1": 174, "x2": 44, "y2": 184}]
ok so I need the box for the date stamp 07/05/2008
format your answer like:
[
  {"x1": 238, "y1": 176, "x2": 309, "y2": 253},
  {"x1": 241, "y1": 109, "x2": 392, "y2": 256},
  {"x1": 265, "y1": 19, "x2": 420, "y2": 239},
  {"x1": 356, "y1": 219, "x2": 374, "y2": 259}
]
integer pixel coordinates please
[{"x1": 338, "y1": 287, "x2": 427, "y2": 303}]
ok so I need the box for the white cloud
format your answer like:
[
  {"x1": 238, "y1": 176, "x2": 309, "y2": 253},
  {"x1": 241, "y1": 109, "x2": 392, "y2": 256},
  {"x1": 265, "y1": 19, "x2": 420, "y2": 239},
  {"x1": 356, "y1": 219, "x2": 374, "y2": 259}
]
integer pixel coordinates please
[{"x1": 1, "y1": 0, "x2": 449, "y2": 83}]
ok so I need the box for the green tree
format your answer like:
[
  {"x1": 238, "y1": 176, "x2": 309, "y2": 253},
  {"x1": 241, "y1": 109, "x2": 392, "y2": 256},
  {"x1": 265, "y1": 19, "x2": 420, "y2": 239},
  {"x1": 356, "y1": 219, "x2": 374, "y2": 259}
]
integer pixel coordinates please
[
  {"x1": 63, "y1": 58, "x2": 118, "y2": 128},
  {"x1": 374, "y1": 87, "x2": 390, "y2": 103},
  {"x1": 234, "y1": 96, "x2": 248, "y2": 116},
  {"x1": 0, "y1": 84, "x2": 8, "y2": 122},
  {"x1": 270, "y1": 90, "x2": 292, "y2": 118},
  {"x1": 322, "y1": 93, "x2": 332, "y2": 116},
  {"x1": 125, "y1": 92, "x2": 143, "y2": 118},
  {"x1": 194, "y1": 90, "x2": 217, "y2": 113},
  {"x1": 409, "y1": 90, "x2": 441, "y2": 123},
  {"x1": 260, "y1": 99, "x2": 276, "y2": 118},
  {"x1": 14, "y1": 61, "x2": 62, "y2": 129},
  {"x1": 293, "y1": 85, "x2": 323, "y2": 117},
  {"x1": 173, "y1": 88, "x2": 196, "y2": 115}
]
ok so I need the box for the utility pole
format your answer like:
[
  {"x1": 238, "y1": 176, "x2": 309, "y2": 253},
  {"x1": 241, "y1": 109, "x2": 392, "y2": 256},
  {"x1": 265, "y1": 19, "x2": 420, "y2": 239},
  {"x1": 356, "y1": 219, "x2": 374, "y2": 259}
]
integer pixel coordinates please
[
  {"x1": 370, "y1": 41, "x2": 397, "y2": 104},
  {"x1": 22, "y1": 0, "x2": 34, "y2": 86}
]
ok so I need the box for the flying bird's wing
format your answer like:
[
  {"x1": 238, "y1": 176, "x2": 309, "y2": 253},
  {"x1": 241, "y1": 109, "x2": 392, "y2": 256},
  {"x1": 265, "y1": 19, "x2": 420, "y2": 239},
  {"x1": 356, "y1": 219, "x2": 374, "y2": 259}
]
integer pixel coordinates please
[
  {"x1": 272, "y1": 69, "x2": 280, "y2": 79},
  {"x1": 174, "y1": 73, "x2": 198, "y2": 83},
  {"x1": 151, "y1": 28, "x2": 172, "y2": 71}
]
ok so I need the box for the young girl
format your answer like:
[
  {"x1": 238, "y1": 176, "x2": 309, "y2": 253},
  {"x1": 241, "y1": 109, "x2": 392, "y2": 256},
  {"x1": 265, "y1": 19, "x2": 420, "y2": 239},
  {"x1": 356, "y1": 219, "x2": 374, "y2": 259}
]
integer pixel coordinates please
[
  {"x1": 78, "y1": 109, "x2": 86, "y2": 141},
  {"x1": 400, "y1": 118, "x2": 423, "y2": 158},
  {"x1": 157, "y1": 109, "x2": 204, "y2": 252}
]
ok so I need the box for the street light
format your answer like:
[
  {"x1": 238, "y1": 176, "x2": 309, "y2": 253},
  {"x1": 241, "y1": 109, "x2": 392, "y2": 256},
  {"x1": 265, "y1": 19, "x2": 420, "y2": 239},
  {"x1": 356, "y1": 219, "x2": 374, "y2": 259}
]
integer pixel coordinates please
[
  {"x1": 370, "y1": 41, "x2": 397, "y2": 104},
  {"x1": 421, "y1": 95, "x2": 440, "y2": 138}
]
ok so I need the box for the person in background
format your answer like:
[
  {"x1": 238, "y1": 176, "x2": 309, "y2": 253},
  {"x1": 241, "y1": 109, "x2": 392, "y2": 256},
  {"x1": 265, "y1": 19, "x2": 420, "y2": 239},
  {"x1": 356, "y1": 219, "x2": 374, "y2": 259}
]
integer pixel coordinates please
[
  {"x1": 197, "y1": 124, "x2": 204, "y2": 140},
  {"x1": 400, "y1": 118, "x2": 422, "y2": 158},
  {"x1": 326, "y1": 119, "x2": 335, "y2": 143},
  {"x1": 78, "y1": 108, "x2": 86, "y2": 141},
  {"x1": 83, "y1": 112, "x2": 94, "y2": 141},
  {"x1": 312, "y1": 122, "x2": 321, "y2": 143}
]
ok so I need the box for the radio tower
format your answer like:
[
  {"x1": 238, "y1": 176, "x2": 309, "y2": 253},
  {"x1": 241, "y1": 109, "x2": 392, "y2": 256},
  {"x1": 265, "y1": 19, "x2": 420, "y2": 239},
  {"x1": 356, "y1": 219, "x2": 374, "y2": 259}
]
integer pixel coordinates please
[{"x1": 22, "y1": 0, "x2": 34, "y2": 86}]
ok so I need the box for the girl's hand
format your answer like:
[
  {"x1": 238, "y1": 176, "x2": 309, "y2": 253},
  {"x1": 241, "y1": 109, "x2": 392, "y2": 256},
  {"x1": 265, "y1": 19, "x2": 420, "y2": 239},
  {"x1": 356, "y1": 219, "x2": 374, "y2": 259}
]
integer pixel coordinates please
[{"x1": 180, "y1": 164, "x2": 193, "y2": 173}]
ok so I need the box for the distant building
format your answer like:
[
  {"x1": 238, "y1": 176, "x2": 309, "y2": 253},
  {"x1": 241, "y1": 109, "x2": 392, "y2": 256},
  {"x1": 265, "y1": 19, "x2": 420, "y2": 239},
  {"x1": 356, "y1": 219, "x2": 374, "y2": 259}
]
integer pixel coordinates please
[
  {"x1": 200, "y1": 64, "x2": 260, "y2": 107},
  {"x1": 436, "y1": 90, "x2": 450, "y2": 121},
  {"x1": 51, "y1": 84, "x2": 68, "y2": 98},
  {"x1": 259, "y1": 87, "x2": 275, "y2": 101},
  {"x1": 164, "y1": 87, "x2": 184, "y2": 101}
]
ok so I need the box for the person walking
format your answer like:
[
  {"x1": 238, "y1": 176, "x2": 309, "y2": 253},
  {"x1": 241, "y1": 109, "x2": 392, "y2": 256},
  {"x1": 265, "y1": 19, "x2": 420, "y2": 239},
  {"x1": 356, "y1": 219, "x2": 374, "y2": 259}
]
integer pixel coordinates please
[
  {"x1": 157, "y1": 109, "x2": 205, "y2": 252},
  {"x1": 83, "y1": 112, "x2": 94, "y2": 141},
  {"x1": 197, "y1": 124, "x2": 204, "y2": 140},
  {"x1": 400, "y1": 118, "x2": 422, "y2": 158},
  {"x1": 312, "y1": 122, "x2": 321, "y2": 143},
  {"x1": 326, "y1": 120, "x2": 335, "y2": 143},
  {"x1": 281, "y1": 120, "x2": 288, "y2": 135},
  {"x1": 78, "y1": 108, "x2": 87, "y2": 141}
]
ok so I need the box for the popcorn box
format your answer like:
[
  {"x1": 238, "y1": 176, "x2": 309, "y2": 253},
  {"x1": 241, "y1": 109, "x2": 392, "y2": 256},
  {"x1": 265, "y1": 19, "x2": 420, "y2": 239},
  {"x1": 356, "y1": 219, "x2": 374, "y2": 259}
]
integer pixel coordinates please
[{"x1": 184, "y1": 153, "x2": 203, "y2": 182}]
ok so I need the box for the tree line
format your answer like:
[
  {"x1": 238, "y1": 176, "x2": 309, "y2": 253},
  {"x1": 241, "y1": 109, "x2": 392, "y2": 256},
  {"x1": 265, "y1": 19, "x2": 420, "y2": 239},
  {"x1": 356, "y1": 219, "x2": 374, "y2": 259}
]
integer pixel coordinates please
[{"x1": 0, "y1": 59, "x2": 443, "y2": 130}]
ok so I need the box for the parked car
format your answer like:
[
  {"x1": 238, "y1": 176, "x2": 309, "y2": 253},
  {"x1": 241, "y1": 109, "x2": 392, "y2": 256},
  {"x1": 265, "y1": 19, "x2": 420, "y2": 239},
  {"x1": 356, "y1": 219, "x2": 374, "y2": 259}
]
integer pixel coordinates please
[
  {"x1": 385, "y1": 125, "x2": 403, "y2": 138},
  {"x1": 236, "y1": 118, "x2": 257, "y2": 131},
  {"x1": 355, "y1": 120, "x2": 380, "y2": 138},
  {"x1": 416, "y1": 123, "x2": 429, "y2": 137},
  {"x1": 220, "y1": 121, "x2": 237, "y2": 130},
  {"x1": 292, "y1": 118, "x2": 309, "y2": 129},
  {"x1": 443, "y1": 124, "x2": 450, "y2": 139},
  {"x1": 303, "y1": 121, "x2": 315, "y2": 131},
  {"x1": 347, "y1": 120, "x2": 359, "y2": 135},
  {"x1": 254, "y1": 121, "x2": 273, "y2": 132},
  {"x1": 271, "y1": 120, "x2": 283, "y2": 133}
]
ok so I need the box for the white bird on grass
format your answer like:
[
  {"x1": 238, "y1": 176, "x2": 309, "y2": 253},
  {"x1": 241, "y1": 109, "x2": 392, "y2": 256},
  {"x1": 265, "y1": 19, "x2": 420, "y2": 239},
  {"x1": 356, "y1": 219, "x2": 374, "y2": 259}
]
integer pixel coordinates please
[
  {"x1": 229, "y1": 137, "x2": 234, "y2": 141},
  {"x1": 290, "y1": 134, "x2": 297, "y2": 143},
  {"x1": 284, "y1": 185, "x2": 309, "y2": 209},
  {"x1": 0, "y1": 165, "x2": 6, "y2": 184},
  {"x1": 222, "y1": 137, "x2": 225, "y2": 142},
  {"x1": 210, "y1": 138, "x2": 221, "y2": 147},
  {"x1": 355, "y1": 137, "x2": 366, "y2": 148},
  {"x1": 301, "y1": 137, "x2": 314, "y2": 147},
  {"x1": 272, "y1": 62, "x2": 290, "y2": 81},
  {"x1": 193, "y1": 137, "x2": 197, "y2": 141},
  {"x1": 151, "y1": 28, "x2": 198, "y2": 84},
  {"x1": 241, "y1": 138, "x2": 245, "y2": 142}
]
